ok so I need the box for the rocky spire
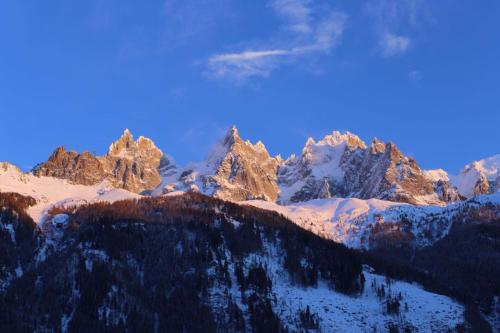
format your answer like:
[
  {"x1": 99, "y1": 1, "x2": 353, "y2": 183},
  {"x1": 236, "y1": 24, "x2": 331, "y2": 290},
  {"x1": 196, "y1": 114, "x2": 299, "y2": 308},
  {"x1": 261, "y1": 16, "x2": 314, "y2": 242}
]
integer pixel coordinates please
[
  {"x1": 107, "y1": 129, "x2": 137, "y2": 158},
  {"x1": 161, "y1": 125, "x2": 280, "y2": 202},
  {"x1": 370, "y1": 138, "x2": 386, "y2": 154},
  {"x1": 33, "y1": 129, "x2": 173, "y2": 194},
  {"x1": 99, "y1": 129, "x2": 167, "y2": 193},
  {"x1": 279, "y1": 130, "x2": 460, "y2": 205},
  {"x1": 223, "y1": 125, "x2": 240, "y2": 146}
]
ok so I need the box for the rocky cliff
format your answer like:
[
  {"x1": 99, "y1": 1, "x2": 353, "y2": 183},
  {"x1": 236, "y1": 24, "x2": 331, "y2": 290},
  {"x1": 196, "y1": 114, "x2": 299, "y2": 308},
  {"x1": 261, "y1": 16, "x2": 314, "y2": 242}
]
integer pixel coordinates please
[
  {"x1": 30, "y1": 127, "x2": 478, "y2": 205},
  {"x1": 278, "y1": 132, "x2": 461, "y2": 205},
  {"x1": 157, "y1": 126, "x2": 280, "y2": 201},
  {"x1": 33, "y1": 129, "x2": 174, "y2": 194}
]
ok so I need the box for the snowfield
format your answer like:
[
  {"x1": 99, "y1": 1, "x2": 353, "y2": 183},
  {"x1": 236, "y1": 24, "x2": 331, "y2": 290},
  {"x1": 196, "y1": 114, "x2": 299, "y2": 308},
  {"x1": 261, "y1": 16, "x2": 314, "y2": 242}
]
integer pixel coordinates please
[
  {"x1": 272, "y1": 269, "x2": 464, "y2": 333},
  {"x1": 451, "y1": 154, "x2": 500, "y2": 198},
  {"x1": 244, "y1": 193, "x2": 500, "y2": 249},
  {"x1": 210, "y1": 241, "x2": 464, "y2": 333},
  {"x1": 243, "y1": 197, "x2": 403, "y2": 247},
  {"x1": 0, "y1": 162, "x2": 139, "y2": 223}
]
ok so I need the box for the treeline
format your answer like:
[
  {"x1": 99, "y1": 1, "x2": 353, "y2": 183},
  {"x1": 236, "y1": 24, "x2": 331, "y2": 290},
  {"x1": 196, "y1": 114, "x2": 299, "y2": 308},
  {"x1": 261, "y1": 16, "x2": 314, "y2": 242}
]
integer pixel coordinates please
[
  {"x1": 50, "y1": 192, "x2": 363, "y2": 294},
  {"x1": 0, "y1": 192, "x2": 39, "y2": 295},
  {"x1": 363, "y1": 222, "x2": 500, "y2": 332},
  {"x1": 1, "y1": 192, "x2": 363, "y2": 332},
  {"x1": 0, "y1": 192, "x2": 37, "y2": 226}
]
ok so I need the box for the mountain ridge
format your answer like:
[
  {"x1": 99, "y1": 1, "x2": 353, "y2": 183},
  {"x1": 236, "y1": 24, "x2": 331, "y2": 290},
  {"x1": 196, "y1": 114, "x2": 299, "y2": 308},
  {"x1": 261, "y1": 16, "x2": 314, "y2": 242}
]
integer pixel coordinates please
[
  {"x1": 7, "y1": 126, "x2": 500, "y2": 203},
  {"x1": 32, "y1": 129, "x2": 175, "y2": 194}
]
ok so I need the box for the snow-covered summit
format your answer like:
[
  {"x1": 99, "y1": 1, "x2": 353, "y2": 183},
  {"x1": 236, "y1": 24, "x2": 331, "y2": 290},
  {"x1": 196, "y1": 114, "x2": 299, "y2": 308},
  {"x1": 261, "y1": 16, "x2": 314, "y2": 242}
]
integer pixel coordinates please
[
  {"x1": 308, "y1": 131, "x2": 366, "y2": 149},
  {"x1": 245, "y1": 192, "x2": 500, "y2": 249},
  {"x1": 452, "y1": 154, "x2": 500, "y2": 198},
  {"x1": 6, "y1": 126, "x2": 499, "y2": 208},
  {"x1": 278, "y1": 131, "x2": 460, "y2": 205},
  {"x1": 0, "y1": 162, "x2": 139, "y2": 223}
]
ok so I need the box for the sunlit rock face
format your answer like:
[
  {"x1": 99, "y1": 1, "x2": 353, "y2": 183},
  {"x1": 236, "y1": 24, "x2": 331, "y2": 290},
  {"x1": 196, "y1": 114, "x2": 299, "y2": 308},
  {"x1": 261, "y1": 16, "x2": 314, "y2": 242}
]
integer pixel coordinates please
[
  {"x1": 32, "y1": 127, "x2": 464, "y2": 204},
  {"x1": 99, "y1": 129, "x2": 167, "y2": 193},
  {"x1": 157, "y1": 126, "x2": 281, "y2": 202},
  {"x1": 33, "y1": 147, "x2": 106, "y2": 186},
  {"x1": 278, "y1": 132, "x2": 460, "y2": 205},
  {"x1": 209, "y1": 126, "x2": 281, "y2": 201},
  {"x1": 33, "y1": 129, "x2": 174, "y2": 194}
]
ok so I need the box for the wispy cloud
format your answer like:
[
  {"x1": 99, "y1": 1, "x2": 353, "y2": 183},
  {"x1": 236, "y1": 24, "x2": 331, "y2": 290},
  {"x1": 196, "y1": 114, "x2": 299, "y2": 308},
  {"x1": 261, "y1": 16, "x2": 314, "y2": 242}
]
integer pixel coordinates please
[
  {"x1": 205, "y1": 0, "x2": 346, "y2": 82},
  {"x1": 270, "y1": 0, "x2": 313, "y2": 34},
  {"x1": 365, "y1": 0, "x2": 430, "y2": 57},
  {"x1": 207, "y1": 50, "x2": 290, "y2": 80},
  {"x1": 380, "y1": 33, "x2": 410, "y2": 56}
]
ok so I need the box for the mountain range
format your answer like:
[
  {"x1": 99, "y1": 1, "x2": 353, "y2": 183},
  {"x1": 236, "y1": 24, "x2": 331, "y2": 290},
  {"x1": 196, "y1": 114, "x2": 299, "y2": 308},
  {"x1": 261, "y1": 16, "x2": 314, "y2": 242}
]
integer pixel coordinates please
[
  {"x1": 2, "y1": 126, "x2": 499, "y2": 250},
  {"x1": 1, "y1": 127, "x2": 499, "y2": 332},
  {"x1": 27, "y1": 126, "x2": 500, "y2": 203}
]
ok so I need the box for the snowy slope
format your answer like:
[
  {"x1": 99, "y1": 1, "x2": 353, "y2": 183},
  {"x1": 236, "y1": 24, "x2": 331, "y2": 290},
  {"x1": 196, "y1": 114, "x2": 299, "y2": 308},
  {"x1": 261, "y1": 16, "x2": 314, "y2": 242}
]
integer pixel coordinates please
[
  {"x1": 210, "y1": 241, "x2": 464, "y2": 333},
  {"x1": 0, "y1": 162, "x2": 139, "y2": 223},
  {"x1": 424, "y1": 169, "x2": 450, "y2": 182},
  {"x1": 244, "y1": 193, "x2": 500, "y2": 249},
  {"x1": 244, "y1": 197, "x2": 403, "y2": 247},
  {"x1": 452, "y1": 154, "x2": 500, "y2": 197}
]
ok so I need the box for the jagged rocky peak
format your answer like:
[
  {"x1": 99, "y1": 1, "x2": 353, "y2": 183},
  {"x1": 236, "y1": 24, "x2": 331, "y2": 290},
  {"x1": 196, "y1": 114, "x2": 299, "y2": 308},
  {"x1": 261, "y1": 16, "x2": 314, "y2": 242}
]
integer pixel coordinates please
[
  {"x1": 206, "y1": 125, "x2": 281, "y2": 201},
  {"x1": 32, "y1": 129, "x2": 175, "y2": 194},
  {"x1": 278, "y1": 130, "x2": 461, "y2": 205},
  {"x1": 278, "y1": 130, "x2": 368, "y2": 203},
  {"x1": 32, "y1": 146, "x2": 105, "y2": 186},
  {"x1": 159, "y1": 125, "x2": 281, "y2": 202},
  {"x1": 370, "y1": 138, "x2": 386, "y2": 154},
  {"x1": 222, "y1": 125, "x2": 239, "y2": 146},
  {"x1": 208, "y1": 125, "x2": 271, "y2": 159},
  {"x1": 106, "y1": 128, "x2": 163, "y2": 161},
  {"x1": 100, "y1": 129, "x2": 170, "y2": 194},
  {"x1": 318, "y1": 131, "x2": 366, "y2": 149},
  {"x1": 205, "y1": 125, "x2": 241, "y2": 166},
  {"x1": 107, "y1": 128, "x2": 135, "y2": 157},
  {"x1": 348, "y1": 138, "x2": 461, "y2": 205},
  {"x1": 302, "y1": 131, "x2": 366, "y2": 152},
  {"x1": 300, "y1": 131, "x2": 366, "y2": 163}
]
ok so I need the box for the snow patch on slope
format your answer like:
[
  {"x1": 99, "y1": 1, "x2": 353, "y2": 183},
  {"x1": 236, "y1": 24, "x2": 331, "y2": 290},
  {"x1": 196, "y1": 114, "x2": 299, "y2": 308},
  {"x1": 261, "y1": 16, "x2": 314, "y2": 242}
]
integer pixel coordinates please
[
  {"x1": 210, "y1": 240, "x2": 464, "y2": 332},
  {"x1": 244, "y1": 193, "x2": 500, "y2": 249},
  {"x1": 0, "y1": 162, "x2": 139, "y2": 223},
  {"x1": 424, "y1": 169, "x2": 450, "y2": 182},
  {"x1": 244, "y1": 198, "x2": 403, "y2": 248}
]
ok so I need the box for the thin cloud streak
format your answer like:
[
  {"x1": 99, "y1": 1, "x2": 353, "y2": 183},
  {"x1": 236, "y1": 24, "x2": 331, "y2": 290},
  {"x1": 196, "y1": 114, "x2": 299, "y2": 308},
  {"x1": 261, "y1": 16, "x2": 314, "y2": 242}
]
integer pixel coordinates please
[
  {"x1": 365, "y1": 0, "x2": 430, "y2": 57},
  {"x1": 205, "y1": 0, "x2": 346, "y2": 82}
]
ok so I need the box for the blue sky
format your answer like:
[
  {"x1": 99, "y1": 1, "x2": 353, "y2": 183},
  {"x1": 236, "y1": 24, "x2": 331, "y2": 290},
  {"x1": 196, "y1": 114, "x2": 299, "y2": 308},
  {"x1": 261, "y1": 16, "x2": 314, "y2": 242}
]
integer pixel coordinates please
[{"x1": 0, "y1": 0, "x2": 498, "y2": 173}]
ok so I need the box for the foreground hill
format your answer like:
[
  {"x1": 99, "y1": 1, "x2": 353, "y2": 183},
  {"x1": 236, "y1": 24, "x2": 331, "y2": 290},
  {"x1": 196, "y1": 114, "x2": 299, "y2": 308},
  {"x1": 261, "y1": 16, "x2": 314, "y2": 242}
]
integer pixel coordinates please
[{"x1": 0, "y1": 192, "x2": 466, "y2": 332}]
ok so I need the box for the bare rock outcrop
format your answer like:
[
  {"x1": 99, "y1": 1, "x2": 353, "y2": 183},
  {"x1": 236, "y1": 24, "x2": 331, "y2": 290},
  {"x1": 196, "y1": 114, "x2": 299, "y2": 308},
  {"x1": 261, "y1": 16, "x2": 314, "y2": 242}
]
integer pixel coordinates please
[
  {"x1": 33, "y1": 147, "x2": 105, "y2": 185},
  {"x1": 33, "y1": 129, "x2": 173, "y2": 194},
  {"x1": 99, "y1": 129, "x2": 166, "y2": 193},
  {"x1": 278, "y1": 132, "x2": 461, "y2": 205},
  {"x1": 157, "y1": 126, "x2": 280, "y2": 201}
]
